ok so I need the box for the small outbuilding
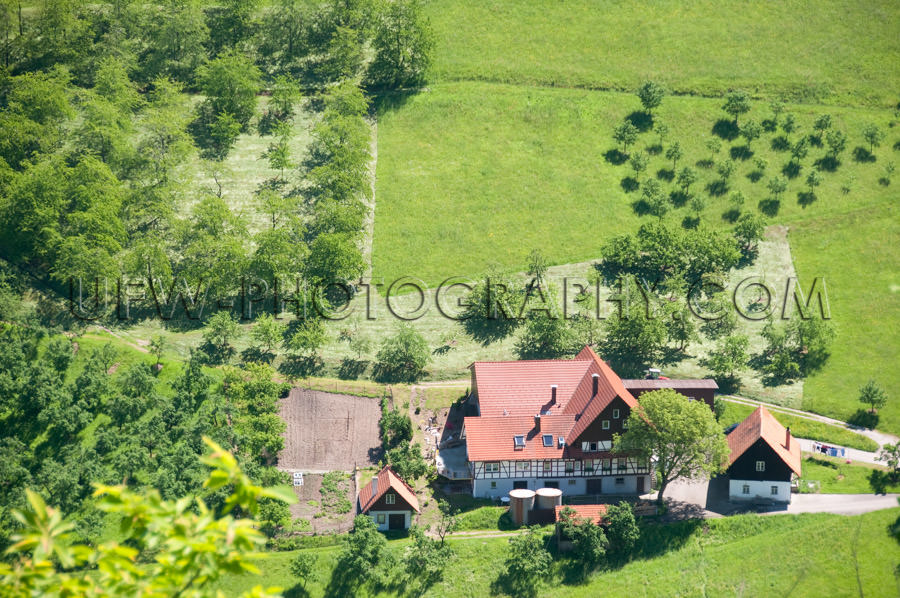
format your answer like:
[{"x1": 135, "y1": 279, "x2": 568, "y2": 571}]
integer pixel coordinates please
[
  {"x1": 726, "y1": 406, "x2": 801, "y2": 503},
  {"x1": 358, "y1": 466, "x2": 420, "y2": 531}
]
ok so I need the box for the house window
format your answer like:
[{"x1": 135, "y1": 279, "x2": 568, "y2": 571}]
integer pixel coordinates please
[
  {"x1": 742, "y1": 484, "x2": 750, "y2": 495},
  {"x1": 568, "y1": 479, "x2": 576, "y2": 486},
  {"x1": 756, "y1": 461, "x2": 766, "y2": 472},
  {"x1": 617, "y1": 458, "x2": 627, "y2": 472},
  {"x1": 544, "y1": 481, "x2": 559, "y2": 489},
  {"x1": 386, "y1": 493, "x2": 395, "y2": 505},
  {"x1": 622, "y1": 419, "x2": 628, "y2": 429},
  {"x1": 615, "y1": 477, "x2": 625, "y2": 485},
  {"x1": 514, "y1": 435, "x2": 525, "y2": 450},
  {"x1": 589, "y1": 442, "x2": 598, "y2": 452},
  {"x1": 771, "y1": 486, "x2": 779, "y2": 495},
  {"x1": 485, "y1": 462, "x2": 500, "y2": 473},
  {"x1": 602, "y1": 420, "x2": 610, "y2": 430},
  {"x1": 542, "y1": 434, "x2": 553, "y2": 447},
  {"x1": 613, "y1": 409, "x2": 620, "y2": 419},
  {"x1": 602, "y1": 459, "x2": 611, "y2": 472},
  {"x1": 584, "y1": 461, "x2": 594, "y2": 472},
  {"x1": 543, "y1": 461, "x2": 552, "y2": 472},
  {"x1": 518, "y1": 461, "x2": 530, "y2": 470},
  {"x1": 490, "y1": 481, "x2": 497, "y2": 489},
  {"x1": 686, "y1": 396, "x2": 695, "y2": 401},
  {"x1": 565, "y1": 461, "x2": 575, "y2": 473},
  {"x1": 377, "y1": 514, "x2": 386, "y2": 524}
]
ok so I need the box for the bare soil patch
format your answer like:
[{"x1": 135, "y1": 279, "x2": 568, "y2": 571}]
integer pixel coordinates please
[
  {"x1": 287, "y1": 472, "x2": 357, "y2": 534},
  {"x1": 277, "y1": 388, "x2": 382, "y2": 471}
]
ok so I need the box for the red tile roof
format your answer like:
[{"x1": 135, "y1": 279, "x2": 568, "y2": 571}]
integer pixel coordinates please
[
  {"x1": 358, "y1": 466, "x2": 420, "y2": 513},
  {"x1": 464, "y1": 414, "x2": 576, "y2": 461},
  {"x1": 727, "y1": 406, "x2": 801, "y2": 476},
  {"x1": 465, "y1": 346, "x2": 640, "y2": 460},
  {"x1": 623, "y1": 379, "x2": 719, "y2": 390},
  {"x1": 555, "y1": 504, "x2": 607, "y2": 525}
]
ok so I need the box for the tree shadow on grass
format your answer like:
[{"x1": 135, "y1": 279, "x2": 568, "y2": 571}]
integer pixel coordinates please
[
  {"x1": 656, "y1": 168, "x2": 674, "y2": 182},
  {"x1": 626, "y1": 111, "x2": 653, "y2": 132},
  {"x1": 669, "y1": 189, "x2": 690, "y2": 208},
  {"x1": 797, "y1": 191, "x2": 817, "y2": 207},
  {"x1": 621, "y1": 177, "x2": 640, "y2": 193},
  {"x1": 681, "y1": 215, "x2": 700, "y2": 230},
  {"x1": 283, "y1": 584, "x2": 311, "y2": 598},
  {"x1": 646, "y1": 143, "x2": 663, "y2": 156},
  {"x1": 338, "y1": 358, "x2": 368, "y2": 380},
  {"x1": 712, "y1": 119, "x2": 740, "y2": 141},
  {"x1": 631, "y1": 198, "x2": 652, "y2": 217},
  {"x1": 730, "y1": 145, "x2": 753, "y2": 161},
  {"x1": 199, "y1": 341, "x2": 235, "y2": 365},
  {"x1": 721, "y1": 208, "x2": 741, "y2": 223},
  {"x1": 813, "y1": 156, "x2": 840, "y2": 172},
  {"x1": 782, "y1": 160, "x2": 802, "y2": 179},
  {"x1": 603, "y1": 148, "x2": 628, "y2": 165},
  {"x1": 852, "y1": 147, "x2": 876, "y2": 163},
  {"x1": 869, "y1": 470, "x2": 900, "y2": 495},
  {"x1": 241, "y1": 346, "x2": 275, "y2": 364},
  {"x1": 706, "y1": 179, "x2": 729, "y2": 197},
  {"x1": 847, "y1": 409, "x2": 879, "y2": 430},
  {"x1": 463, "y1": 316, "x2": 521, "y2": 346},
  {"x1": 762, "y1": 118, "x2": 777, "y2": 132},
  {"x1": 747, "y1": 170, "x2": 764, "y2": 182},
  {"x1": 771, "y1": 135, "x2": 791, "y2": 152},
  {"x1": 758, "y1": 198, "x2": 781, "y2": 217},
  {"x1": 279, "y1": 355, "x2": 324, "y2": 379},
  {"x1": 632, "y1": 519, "x2": 702, "y2": 560}
]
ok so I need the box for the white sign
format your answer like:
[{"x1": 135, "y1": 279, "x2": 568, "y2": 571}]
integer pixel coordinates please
[{"x1": 292, "y1": 472, "x2": 303, "y2": 486}]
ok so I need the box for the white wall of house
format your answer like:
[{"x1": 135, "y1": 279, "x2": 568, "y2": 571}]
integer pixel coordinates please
[
  {"x1": 473, "y1": 474, "x2": 647, "y2": 499},
  {"x1": 368, "y1": 510, "x2": 412, "y2": 531},
  {"x1": 729, "y1": 479, "x2": 791, "y2": 502}
]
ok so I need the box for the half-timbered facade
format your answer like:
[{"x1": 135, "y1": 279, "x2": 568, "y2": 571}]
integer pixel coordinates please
[{"x1": 463, "y1": 346, "x2": 656, "y2": 499}]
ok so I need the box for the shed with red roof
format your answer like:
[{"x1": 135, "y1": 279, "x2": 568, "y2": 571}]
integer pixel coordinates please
[
  {"x1": 358, "y1": 466, "x2": 420, "y2": 531},
  {"x1": 725, "y1": 406, "x2": 801, "y2": 502}
]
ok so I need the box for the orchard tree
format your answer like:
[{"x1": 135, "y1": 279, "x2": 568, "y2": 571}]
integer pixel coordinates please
[
  {"x1": 637, "y1": 81, "x2": 665, "y2": 115},
  {"x1": 501, "y1": 527, "x2": 552, "y2": 598},
  {"x1": 722, "y1": 90, "x2": 751, "y2": 125},
  {"x1": 197, "y1": 51, "x2": 262, "y2": 129},
  {"x1": 862, "y1": 123, "x2": 885, "y2": 154},
  {"x1": 202, "y1": 311, "x2": 241, "y2": 353},
  {"x1": 733, "y1": 212, "x2": 766, "y2": 253},
  {"x1": 707, "y1": 334, "x2": 750, "y2": 381},
  {"x1": 812, "y1": 114, "x2": 832, "y2": 141},
  {"x1": 826, "y1": 129, "x2": 847, "y2": 158},
  {"x1": 557, "y1": 507, "x2": 607, "y2": 580},
  {"x1": 767, "y1": 176, "x2": 787, "y2": 200},
  {"x1": 149, "y1": 334, "x2": 166, "y2": 371},
  {"x1": 374, "y1": 323, "x2": 429, "y2": 382},
  {"x1": 251, "y1": 312, "x2": 286, "y2": 354},
  {"x1": 599, "y1": 277, "x2": 667, "y2": 377},
  {"x1": 367, "y1": 0, "x2": 434, "y2": 89},
  {"x1": 677, "y1": 166, "x2": 697, "y2": 192},
  {"x1": 615, "y1": 389, "x2": 730, "y2": 508},
  {"x1": 741, "y1": 119, "x2": 762, "y2": 148},
  {"x1": 629, "y1": 151, "x2": 649, "y2": 181},
  {"x1": 665, "y1": 141, "x2": 683, "y2": 169},
  {"x1": 603, "y1": 502, "x2": 640, "y2": 561},
  {"x1": 386, "y1": 442, "x2": 429, "y2": 483},
  {"x1": 859, "y1": 379, "x2": 887, "y2": 414},
  {"x1": 526, "y1": 248, "x2": 548, "y2": 288},
  {"x1": 288, "y1": 317, "x2": 328, "y2": 358},
  {"x1": 613, "y1": 121, "x2": 639, "y2": 153},
  {"x1": 403, "y1": 525, "x2": 454, "y2": 596},
  {"x1": 290, "y1": 552, "x2": 318, "y2": 589},
  {"x1": 877, "y1": 443, "x2": 900, "y2": 471}
]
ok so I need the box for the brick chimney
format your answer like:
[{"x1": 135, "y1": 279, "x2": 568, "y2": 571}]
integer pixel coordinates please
[
  {"x1": 785, "y1": 427, "x2": 791, "y2": 450},
  {"x1": 550, "y1": 384, "x2": 558, "y2": 404},
  {"x1": 592, "y1": 373, "x2": 599, "y2": 396}
]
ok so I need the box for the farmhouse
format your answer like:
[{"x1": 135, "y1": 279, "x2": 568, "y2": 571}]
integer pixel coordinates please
[
  {"x1": 460, "y1": 346, "x2": 717, "y2": 499},
  {"x1": 725, "y1": 406, "x2": 801, "y2": 503},
  {"x1": 358, "y1": 465, "x2": 420, "y2": 531}
]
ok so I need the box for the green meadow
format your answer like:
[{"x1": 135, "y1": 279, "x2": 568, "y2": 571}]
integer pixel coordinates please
[
  {"x1": 212, "y1": 509, "x2": 900, "y2": 597},
  {"x1": 426, "y1": 0, "x2": 900, "y2": 107}
]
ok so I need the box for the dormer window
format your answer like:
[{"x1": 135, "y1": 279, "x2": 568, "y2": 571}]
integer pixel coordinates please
[
  {"x1": 542, "y1": 434, "x2": 553, "y2": 447},
  {"x1": 514, "y1": 435, "x2": 525, "y2": 450}
]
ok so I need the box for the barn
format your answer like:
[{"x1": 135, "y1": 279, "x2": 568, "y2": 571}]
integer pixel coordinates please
[{"x1": 726, "y1": 406, "x2": 801, "y2": 503}]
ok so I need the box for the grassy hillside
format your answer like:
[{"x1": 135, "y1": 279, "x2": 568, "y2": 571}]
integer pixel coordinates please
[
  {"x1": 212, "y1": 509, "x2": 900, "y2": 597},
  {"x1": 426, "y1": 0, "x2": 900, "y2": 107},
  {"x1": 790, "y1": 202, "x2": 900, "y2": 432},
  {"x1": 373, "y1": 81, "x2": 896, "y2": 285}
]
